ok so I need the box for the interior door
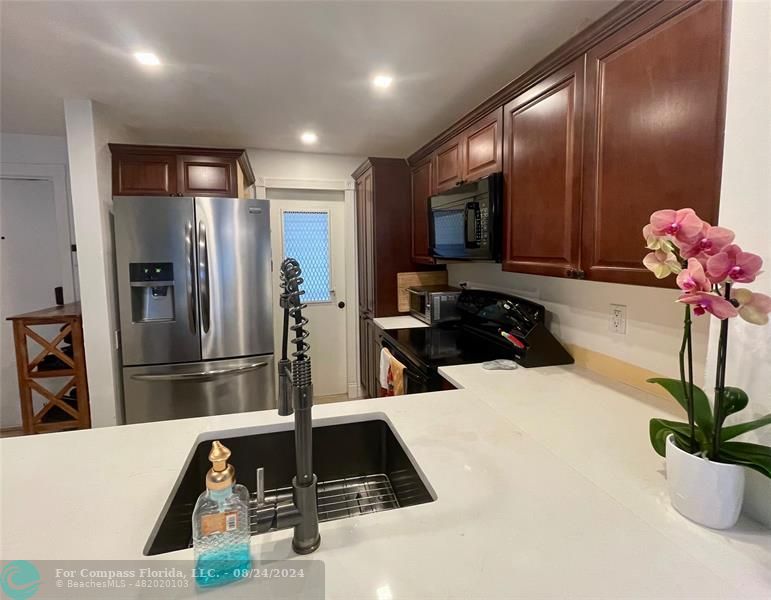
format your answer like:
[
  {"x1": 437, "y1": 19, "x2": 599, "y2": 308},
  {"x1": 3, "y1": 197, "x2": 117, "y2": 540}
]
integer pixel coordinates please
[
  {"x1": 195, "y1": 197, "x2": 273, "y2": 361},
  {"x1": 0, "y1": 178, "x2": 66, "y2": 428},
  {"x1": 270, "y1": 198, "x2": 347, "y2": 398}
]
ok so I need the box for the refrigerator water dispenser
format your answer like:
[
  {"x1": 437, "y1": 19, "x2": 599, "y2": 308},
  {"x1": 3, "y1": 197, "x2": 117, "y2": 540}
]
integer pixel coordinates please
[{"x1": 130, "y1": 262, "x2": 175, "y2": 323}]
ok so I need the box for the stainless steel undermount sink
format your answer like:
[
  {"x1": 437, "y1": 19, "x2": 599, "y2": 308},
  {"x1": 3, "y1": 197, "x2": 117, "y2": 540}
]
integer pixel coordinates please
[{"x1": 144, "y1": 414, "x2": 436, "y2": 555}]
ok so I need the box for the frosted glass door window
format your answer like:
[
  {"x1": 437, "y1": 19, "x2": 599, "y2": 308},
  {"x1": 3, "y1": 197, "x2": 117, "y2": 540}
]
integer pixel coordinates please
[{"x1": 282, "y1": 210, "x2": 331, "y2": 303}]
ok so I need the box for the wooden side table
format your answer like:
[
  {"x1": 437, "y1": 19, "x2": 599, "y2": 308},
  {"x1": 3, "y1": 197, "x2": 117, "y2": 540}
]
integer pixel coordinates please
[{"x1": 7, "y1": 303, "x2": 91, "y2": 434}]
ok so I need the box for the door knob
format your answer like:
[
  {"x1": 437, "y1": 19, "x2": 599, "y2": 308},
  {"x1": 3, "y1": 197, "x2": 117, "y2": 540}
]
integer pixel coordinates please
[{"x1": 338, "y1": 301, "x2": 345, "y2": 309}]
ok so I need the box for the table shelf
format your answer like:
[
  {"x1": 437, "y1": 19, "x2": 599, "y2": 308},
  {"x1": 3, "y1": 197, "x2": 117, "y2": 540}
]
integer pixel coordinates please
[{"x1": 7, "y1": 303, "x2": 91, "y2": 435}]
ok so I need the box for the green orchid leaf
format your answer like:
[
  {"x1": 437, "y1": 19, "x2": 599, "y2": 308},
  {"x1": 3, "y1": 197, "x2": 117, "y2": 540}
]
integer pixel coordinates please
[
  {"x1": 721, "y1": 414, "x2": 771, "y2": 441},
  {"x1": 718, "y1": 441, "x2": 771, "y2": 479},
  {"x1": 720, "y1": 387, "x2": 749, "y2": 418},
  {"x1": 649, "y1": 418, "x2": 699, "y2": 457},
  {"x1": 648, "y1": 378, "x2": 713, "y2": 435}
]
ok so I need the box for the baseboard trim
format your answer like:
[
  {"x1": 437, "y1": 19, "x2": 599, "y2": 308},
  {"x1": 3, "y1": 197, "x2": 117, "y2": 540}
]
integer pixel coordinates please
[{"x1": 0, "y1": 426, "x2": 25, "y2": 438}]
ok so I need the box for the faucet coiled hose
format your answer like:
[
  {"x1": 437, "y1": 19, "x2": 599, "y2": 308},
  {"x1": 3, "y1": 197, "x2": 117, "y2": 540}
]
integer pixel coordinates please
[{"x1": 279, "y1": 258, "x2": 311, "y2": 387}]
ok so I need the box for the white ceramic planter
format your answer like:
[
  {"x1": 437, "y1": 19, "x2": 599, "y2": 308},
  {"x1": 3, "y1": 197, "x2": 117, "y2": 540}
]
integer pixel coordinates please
[{"x1": 666, "y1": 435, "x2": 745, "y2": 529}]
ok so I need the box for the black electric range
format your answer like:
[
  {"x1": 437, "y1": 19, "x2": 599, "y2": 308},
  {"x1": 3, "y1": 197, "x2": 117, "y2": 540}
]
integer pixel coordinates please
[{"x1": 380, "y1": 288, "x2": 573, "y2": 394}]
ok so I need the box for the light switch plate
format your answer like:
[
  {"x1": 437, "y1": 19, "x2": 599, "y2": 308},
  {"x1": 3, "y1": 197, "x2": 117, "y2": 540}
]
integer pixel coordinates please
[{"x1": 610, "y1": 304, "x2": 627, "y2": 335}]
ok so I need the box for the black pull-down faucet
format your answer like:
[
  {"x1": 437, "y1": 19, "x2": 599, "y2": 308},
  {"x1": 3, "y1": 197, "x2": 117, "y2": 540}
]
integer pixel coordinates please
[{"x1": 252, "y1": 258, "x2": 320, "y2": 554}]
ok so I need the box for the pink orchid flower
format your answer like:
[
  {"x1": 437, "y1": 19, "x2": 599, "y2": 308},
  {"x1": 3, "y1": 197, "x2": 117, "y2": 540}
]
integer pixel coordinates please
[
  {"x1": 642, "y1": 224, "x2": 672, "y2": 251},
  {"x1": 680, "y1": 224, "x2": 735, "y2": 259},
  {"x1": 678, "y1": 291, "x2": 739, "y2": 319},
  {"x1": 733, "y1": 288, "x2": 771, "y2": 325},
  {"x1": 706, "y1": 244, "x2": 763, "y2": 283},
  {"x1": 676, "y1": 258, "x2": 710, "y2": 293},
  {"x1": 649, "y1": 208, "x2": 703, "y2": 244},
  {"x1": 643, "y1": 250, "x2": 682, "y2": 279}
]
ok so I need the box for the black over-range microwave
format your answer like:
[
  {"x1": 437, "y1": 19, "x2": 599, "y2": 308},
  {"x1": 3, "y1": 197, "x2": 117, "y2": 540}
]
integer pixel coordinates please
[{"x1": 428, "y1": 172, "x2": 503, "y2": 261}]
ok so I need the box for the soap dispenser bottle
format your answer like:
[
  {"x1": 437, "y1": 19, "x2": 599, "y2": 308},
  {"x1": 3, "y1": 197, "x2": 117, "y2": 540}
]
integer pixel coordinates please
[{"x1": 192, "y1": 441, "x2": 251, "y2": 588}]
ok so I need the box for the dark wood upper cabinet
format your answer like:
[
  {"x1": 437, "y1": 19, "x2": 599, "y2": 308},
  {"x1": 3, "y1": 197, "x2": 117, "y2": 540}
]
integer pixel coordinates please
[
  {"x1": 353, "y1": 158, "x2": 417, "y2": 318},
  {"x1": 434, "y1": 136, "x2": 463, "y2": 192},
  {"x1": 433, "y1": 108, "x2": 503, "y2": 193},
  {"x1": 502, "y1": 58, "x2": 585, "y2": 277},
  {"x1": 580, "y1": 0, "x2": 728, "y2": 285},
  {"x1": 177, "y1": 154, "x2": 237, "y2": 197},
  {"x1": 407, "y1": 0, "x2": 728, "y2": 288},
  {"x1": 110, "y1": 144, "x2": 255, "y2": 198},
  {"x1": 113, "y1": 153, "x2": 176, "y2": 196},
  {"x1": 463, "y1": 108, "x2": 503, "y2": 181},
  {"x1": 410, "y1": 158, "x2": 434, "y2": 264}
]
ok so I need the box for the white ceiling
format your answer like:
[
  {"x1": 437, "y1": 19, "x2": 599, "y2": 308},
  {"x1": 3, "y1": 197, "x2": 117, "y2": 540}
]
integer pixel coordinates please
[{"x1": 1, "y1": 1, "x2": 617, "y2": 156}]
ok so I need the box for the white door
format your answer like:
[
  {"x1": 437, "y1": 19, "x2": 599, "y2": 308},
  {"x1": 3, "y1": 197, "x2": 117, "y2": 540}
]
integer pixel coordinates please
[
  {"x1": 270, "y1": 198, "x2": 347, "y2": 398},
  {"x1": 0, "y1": 178, "x2": 67, "y2": 428}
]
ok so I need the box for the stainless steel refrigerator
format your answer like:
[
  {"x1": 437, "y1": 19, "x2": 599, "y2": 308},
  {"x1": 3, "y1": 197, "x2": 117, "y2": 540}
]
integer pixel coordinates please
[{"x1": 114, "y1": 196, "x2": 275, "y2": 424}]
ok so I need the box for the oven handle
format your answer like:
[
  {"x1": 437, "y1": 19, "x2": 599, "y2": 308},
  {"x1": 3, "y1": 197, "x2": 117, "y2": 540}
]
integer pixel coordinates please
[{"x1": 464, "y1": 202, "x2": 479, "y2": 248}]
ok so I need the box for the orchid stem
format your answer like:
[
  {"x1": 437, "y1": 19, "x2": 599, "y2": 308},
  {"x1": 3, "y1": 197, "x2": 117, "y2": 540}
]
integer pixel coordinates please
[
  {"x1": 679, "y1": 305, "x2": 696, "y2": 452},
  {"x1": 711, "y1": 282, "x2": 731, "y2": 459}
]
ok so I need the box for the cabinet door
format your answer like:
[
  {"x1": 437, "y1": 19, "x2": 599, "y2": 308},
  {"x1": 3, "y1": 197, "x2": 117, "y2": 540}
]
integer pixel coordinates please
[
  {"x1": 362, "y1": 170, "x2": 376, "y2": 314},
  {"x1": 434, "y1": 136, "x2": 463, "y2": 192},
  {"x1": 581, "y1": 0, "x2": 728, "y2": 285},
  {"x1": 355, "y1": 179, "x2": 368, "y2": 312},
  {"x1": 177, "y1": 155, "x2": 238, "y2": 197},
  {"x1": 358, "y1": 313, "x2": 369, "y2": 392},
  {"x1": 367, "y1": 319, "x2": 382, "y2": 398},
  {"x1": 113, "y1": 154, "x2": 177, "y2": 196},
  {"x1": 502, "y1": 58, "x2": 585, "y2": 277},
  {"x1": 411, "y1": 159, "x2": 434, "y2": 264},
  {"x1": 355, "y1": 169, "x2": 375, "y2": 314},
  {"x1": 463, "y1": 108, "x2": 503, "y2": 181}
]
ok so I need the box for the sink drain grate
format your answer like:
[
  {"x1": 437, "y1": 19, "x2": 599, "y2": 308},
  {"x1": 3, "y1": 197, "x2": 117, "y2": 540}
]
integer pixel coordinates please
[{"x1": 247, "y1": 473, "x2": 400, "y2": 534}]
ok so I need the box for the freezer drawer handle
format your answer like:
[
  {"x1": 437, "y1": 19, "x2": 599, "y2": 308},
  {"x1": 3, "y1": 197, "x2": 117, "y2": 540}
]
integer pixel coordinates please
[
  {"x1": 185, "y1": 221, "x2": 197, "y2": 335},
  {"x1": 198, "y1": 220, "x2": 211, "y2": 334},
  {"x1": 130, "y1": 361, "x2": 268, "y2": 382}
]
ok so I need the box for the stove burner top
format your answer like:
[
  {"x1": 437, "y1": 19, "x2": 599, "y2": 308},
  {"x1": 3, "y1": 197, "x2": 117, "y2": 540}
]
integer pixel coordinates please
[{"x1": 383, "y1": 325, "x2": 515, "y2": 369}]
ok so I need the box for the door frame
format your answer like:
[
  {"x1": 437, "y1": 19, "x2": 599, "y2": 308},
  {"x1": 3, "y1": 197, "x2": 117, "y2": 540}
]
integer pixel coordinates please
[
  {"x1": 0, "y1": 163, "x2": 76, "y2": 302},
  {"x1": 254, "y1": 176, "x2": 359, "y2": 399}
]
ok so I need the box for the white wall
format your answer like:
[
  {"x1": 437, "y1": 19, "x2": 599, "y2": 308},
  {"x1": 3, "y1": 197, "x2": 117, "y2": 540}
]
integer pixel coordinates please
[
  {"x1": 63, "y1": 100, "x2": 138, "y2": 427},
  {"x1": 0, "y1": 133, "x2": 68, "y2": 165},
  {"x1": 706, "y1": 0, "x2": 771, "y2": 526},
  {"x1": 447, "y1": 264, "x2": 709, "y2": 383},
  {"x1": 248, "y1": 149, "x2": 365, "y2": 397},
  {"x1": 247, "y1": 149, "x2": 363, "y2": 182}
]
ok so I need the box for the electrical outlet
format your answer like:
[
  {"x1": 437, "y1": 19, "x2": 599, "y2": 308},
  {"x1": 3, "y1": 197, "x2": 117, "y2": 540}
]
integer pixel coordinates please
[{"x1": 610, "y1": 304, "x2": 627, "y2": 335}]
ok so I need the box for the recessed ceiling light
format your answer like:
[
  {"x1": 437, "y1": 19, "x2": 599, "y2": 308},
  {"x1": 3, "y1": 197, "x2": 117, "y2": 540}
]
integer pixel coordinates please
[
  {"x1": 372, "y1": 74, "x2": 393, "y2": 89},
  {"x1": 134, "y1": 52, "x2": 161, "y2": 66},
  {"x1": 300, "y1": 131, "x2": 318, "y2": 144}
]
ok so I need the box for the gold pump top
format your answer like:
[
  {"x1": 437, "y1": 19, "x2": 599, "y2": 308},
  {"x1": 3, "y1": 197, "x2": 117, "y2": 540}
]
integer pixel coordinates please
[{"x1": 206, "y1": 441, "x2": 235, "y2": 491}]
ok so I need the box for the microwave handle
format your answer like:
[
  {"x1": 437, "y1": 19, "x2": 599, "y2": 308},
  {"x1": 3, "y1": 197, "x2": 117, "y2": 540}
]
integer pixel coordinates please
[{"x1": 464, "y1": 202, "x2": 479, "y2": 248}]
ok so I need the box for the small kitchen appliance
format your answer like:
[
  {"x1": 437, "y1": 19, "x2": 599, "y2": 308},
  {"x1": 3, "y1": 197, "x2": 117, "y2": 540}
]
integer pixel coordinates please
[
  {"x1": 428, "y1": 172, "x2": 503, "y2": 261},
  {"x1": 407, "y1": 285, "x2": 462, "y2": 325}
]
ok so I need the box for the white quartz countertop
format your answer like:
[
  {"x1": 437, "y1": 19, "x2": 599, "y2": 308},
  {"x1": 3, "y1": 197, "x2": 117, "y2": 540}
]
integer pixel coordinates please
[
  {"x1": 372, "y1": 315, "x2": 428, "y2": 329},
  {"x1": 1, "y1": 364, "x2": 769, "y2": 599}
]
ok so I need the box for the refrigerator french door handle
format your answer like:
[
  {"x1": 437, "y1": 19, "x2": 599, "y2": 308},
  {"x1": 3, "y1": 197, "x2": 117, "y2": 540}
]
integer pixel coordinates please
[
  {"x1": 198, "y1": 220, "x2": 211, "y2": 334},
  {"x1": 185, "y1": 221, "x2": 197, "y2": 335},
  {"x1": 130, "y1": 361, "x2": 268, "y2": 382}
]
